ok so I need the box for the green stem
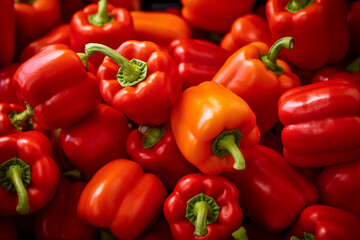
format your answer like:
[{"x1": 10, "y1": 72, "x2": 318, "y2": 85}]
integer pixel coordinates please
[
  {"x1": 100, "y1": 228, "x2": 117, "y2": 240},
  {"x1": 85, "y1": 43, "x2": 147, "y2": 87},
  {"x1": 88, "y1": 0, "x2": 114, "y2": 26},
  {"x1": 77, "y1": 53, "x2": 89, "y2": 71},
  {"x1": 343, "y1": 57, "x2": 360, "y2": 73},
  {"x1": 61, "y1": 169, "x2": 83, "y2": 181},
  {"x1": 232, "y1": 226, "x2": 248, "y2": 240},
  {"x1": 286, "y1": 0, "x2": 314, "y2": 13},
  {"x1": 139, "y1": 125, "x2": 165, "y2": 148},
  {"x1": 291, "y1": 232, "x2": 315, "y2": 240},
  {"x1": 9, "y1": 103, "x2": 35, "y2": 132},
  {"x1": 14, "y1": 0, "x2": 36, "y2": 4},
  {"x1": 193, "y1": 201, "x2": 213, "y2": 236}
]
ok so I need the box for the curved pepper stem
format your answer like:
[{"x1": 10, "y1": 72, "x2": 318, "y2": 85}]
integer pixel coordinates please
[
  {"x1": 77, "y1": 53, "x2": 89, "y2": 71},
  {"x1": 260, "y1": 36, "x2": 294, "y2": 75},
  {"x1": 232, "y1": 226, "x2": 249, "y2": 240},
  {"x1": 139, "y1": 125, "x2": 166, "y2": 148},
  {"x1": 290, "y1": 232, "x2": 315, "y2": 240},
  {"x1": 286, "y1": 0, "x2": 314, "y2": 13},
  {"x1": 343, "y1": 57, "x2": 360, "y2": 73},
  {"x1": 85, "y1": 43, "x2": 147, "y2": 87},
  {"x1": 9, "y1": 103, "x2": 35, "y2": 132},
  {"x1": 0, "y1": 157, "x2": 31, "y2": 215},
  {"x1": 88, "y1": 0, "x2": 114, "y2": 26}
]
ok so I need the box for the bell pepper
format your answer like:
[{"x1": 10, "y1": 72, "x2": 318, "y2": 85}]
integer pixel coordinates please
[
  {"x1": 77, "y1": 159, "x2": 167, "y2": 240},
  {"x1": 287, "y1": 205, "x2": 360, "y2": 240},
  {"x1": 0, "y1": 63, "x2": 21, "y2": 104},
  {"x1": 0, "y1": 0, "x2": 15, "y2": 66},
  {"x1": 180, "y1": 0, "x2": 256, "y2": 33},
  {"x1": 278, "y1": 79, "x2": 360, "y2": 168},
  {"x1": 171, "y1": 81, "x2": 260, "y2": 175},
  {"x1": 14, "y1": 0, "x2": 62, "y2": 57},
  {"x1": 70, "y1": 0, "x2": 134, "y2": 68},
  {"x1": 316, "y1": 160, "x2": 360, "y2": 217},
  {"x1": 59, "y1": 103, "x2": 131, "y2": 181},
  {"x1": 87, "y1": 41, "x2": 182, "y2": 125},
  {"x1": 34, "y1": 177, "x2": 99, "y2": 240},
  {"x1": 168, "y1": 38, "x2": 231, "y2": 90},
  {"x1": 222, "y1": 144, "x2": 318, "y2": 233},
  {"x1": 126, "y1": 123, "x2": 199, "y2": 191},
  {"x1": 220, "y1": 13, "x2": 273, "y2": 53},
  {"x1": 20, "y1": 24, "x2": 71, "y2": 62},
  {"x1": 138, "y1": 220, "x2": 173, "y2": 240},
  {"x1": 212, "y1": 37, "x2": 300, "y2": 135},
  {"x1": 164, "y1": 173, "x2": 243, "y2": 239},
  {"x1": 348, "y1": 0, "x2": 360, "y2": 58},
  {"x1": 0, "y1": 217, "x2": 17, "y2": 240},
  {"x1": 130, "y1": 10, "x2": 191, "y2": 50},
  {"x1": 0, "y1": 131, "x2": 60, "y2": 216},
  {"x1": 265, "y1": 0, "x2": 350, "y2": 70},
  {"x1": 12, "y1": 44, "x2": 101, "y2": 130}
]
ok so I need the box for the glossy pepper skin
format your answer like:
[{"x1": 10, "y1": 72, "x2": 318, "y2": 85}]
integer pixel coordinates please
[
  {"x1": 220, "y1": 13, "x2": 272, "y2": 53},
  {"x1": 90, "y1": 41, "x2": 181, "y2": 125},
  {"x1": 59, "y1": 103, "x2": 131, "y2": 181},
  {"x1": 0, "y1": 131, "x2": 60, "y2": 216},
  {"x1": 34, "y1": 177, "x2": 99, "y2": 240},
  {"x1": 168, "y1": 38, "x2": 231, "y2": 90},
  {"x1": 181, "y1": 0, "x2": 256, "y2": 33},
  {"x1": 126, "y1": 123, "x2": 199, "y2": 191},
  {"x1": 164, "y1": 173, "x2": 243, "y2": 240},
  {"x1": 222, "y1": 144, "x2": 318, "y2": 233},
  {"x1": 171, "y1": 81, "x2": 260, "y2": 175},
  {"x1": 0, "y1": 0, "x2": 15, "y2": 66},
  {"x1": 212, "y1": 38, "x2": 300, "y2": 135},
  {"x1": 278, "y1": 79, "x2": 360, "y2": 168},
  {"x1": 316, "y1": 160, "x2": 360, "y2": 217},
  {"x1": 12, "y1": 44, "x2": 101, "y2": 130},
  {"x1": 265, "y1": 0, "x2": 350, "y2": 70},
  {"x1": 77, "y1": 159, "x2": 167, "y2": 240},
  {"x1": 0, "y1": 63, "x2": 21, "y2": 104},
  {"x1": 287, "y1": 205, "x2": 360, "y2": 240}
]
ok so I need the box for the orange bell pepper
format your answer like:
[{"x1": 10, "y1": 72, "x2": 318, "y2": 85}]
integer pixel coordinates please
[{"x1": 170, "y1": 81, "x2": 260, "y2": 175}]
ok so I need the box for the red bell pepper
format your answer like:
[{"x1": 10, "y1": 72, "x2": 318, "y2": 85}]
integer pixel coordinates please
[
  {"x1": 138, "y1": 220, "x2": 173, "y2": 240},
  {"x1": 59, "y1": 103, "x2": 131, "y2": 181},
  {"x1": 180, "y1": 0, "x2": 256, "y2": 33},
  {"x1": 20, "y1": 24, "x2": 71, "y2": 62},
  {"x1": 265, "y1": 0, "x2": 350, "y2": 70},
  {"x1": 77, "y1": 159, "x2": 167, "y2": 240},
  {"x1": 168, "y1": 38, "x2": 231, "y2": 90},
  {"x1": 220, "y1": 13, "x2": 273, "y2": 53},
  {"x1": 164, "y1": 173, "x2": 243, "y2": 239},
  {"x1": 0, "y1": 63, "x2": 21, "y2": 104},
  {"x1": 0, "y1": 131, "x2": 60, "y2": 215},
  {"x1": 12, "y1": 44, "x2": 101, "y2": 130},
  {"x1": 287, "y1": 205, "x2": 360, "y2": 240},
  {"x1": 34, "y1": 177, "x2": 99, "y2": 240},
  {"x1": 87, "y1": 41, "x2": 182, "y2": 125},
  {"x1": 316, "y1": 160, "x2": 360, "y2": 217},
  {"x1": 0, "y1": 217, "x2": 17, "y2": 240},
  {"x1": 348, "y1": 0, "x2": 360, "y2": 58},
  {"x1": 212, "y1": 37, "x2": 300, "y2": 134},
  {"x1": 0, "y1": 0, "x2": 15, "y2": 66},
  {"x1": 222, "y1": 144, "x2": 318, "y2": 233},
  {"x1": 278, "y1": 79, "x2": 360, "y2": 168},
  {"x1": 70, "y1": 0, "x2": 134, "y2": 68},
  {"x1": 126, "y1": 123, "x2": 199, "y2": 191}
]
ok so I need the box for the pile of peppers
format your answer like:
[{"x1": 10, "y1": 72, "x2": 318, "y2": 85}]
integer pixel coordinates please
[{"x1": 0, "y1": 0, "x2": 359, "y2": 239}]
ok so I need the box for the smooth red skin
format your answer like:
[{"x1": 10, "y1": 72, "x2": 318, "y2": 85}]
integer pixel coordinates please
[
  {"x1": 266, "y1": 0, "x2": 350, "y2": 70},
  {"x1": 0, "y1": 63, "x2": 21, "y2": 104},
  {"x1": 77, "y1": 159, "x2": 167, "y2": 240},
  {"x1": 316, "y1": 160, "x2": 360, "y2": 217},
  {"x1": 279, "y1": 79, "x2": 360, "y2": 167},
  {"x1": 287, "y1": 205, "x2": 360, "y2": 240},
  {"x1": 97, "y1": 40, "x2": 182, "y2": 125},
  {"x1": 348, "y1": 0, "x2": 360, "y2": 57},
  {"x1": 0, "y1": 0, "x2": 15, "y2": 66},
  {"x1": 220, "y1": 13, "x2": 273, "y2": 53},
  {"x1": 0, "y1": 217, "x2": 17, "y2": 240},
  {"x1": 14, "y1": 0, "x2": 62, "y2": 56},
  {"x1": 12, "y1": 45, "x2": 101, "y2": 130},
  {"x1": 71, "y1": 3, "x2": 134, "y2": 68},
  {"x1": 20, "y1": 24, "x2": 71, "y2": 62},
  {"x1": 34, "y1": 177, "x2": 99, "y2": 240},
  {"x1": 139, "y1": 220, "x2": 173, "y2": 240},
  {"x1": 168, "y1": 38, "x2": 231, "y2": 90},
  {"x1": 0, "y1": 131, "x2": 60, "y2": 216},
  {"x1": 126, "y1": 123, "x2": 199, "y2": 191},
  {"x1": 59, "y1": 103, "x2": 130, "y2": 181},
  {"x1": 312, "y1": 65, "x2": 360, "y2": 84},
  {"x1": 222, "y1": 145, "x2": 318, "y2": 233},
  {"x1": 164, "y1": 173, "x2": 243, "y2": 240}
]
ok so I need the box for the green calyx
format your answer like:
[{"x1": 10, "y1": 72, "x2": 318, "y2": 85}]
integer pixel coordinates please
[
  {"x1": 286, "y1": 0, "x2": 314, "y2": 13},
  {"x1": 77, "y1": 53, "x2": 89, "y2": 71},
  {"x1": 139, "y1": 125, "x2": 166, "y2": 148},
  {"x1": 14, "y1": 0, "x2": 36, "y2": 4},
  {"x1": 88, "y1": 0, "x2": 114, "y2": 26},
  {"x1": 232, "y1": 226, "x2": 249, "y2": 240},
  {"x1": 9, "y1": 103, "x2": 35, "y2": 132},
  {"x1": 290, "y1": 232, "x2": 315, "y2": 240},
  {"x1": 260, "y1": 36, "x2": 294, "y2": 75},
  {"x1": 0, "y1": 157, "x2": 31, "y2": 215},
  {"x1": 185, "y1": 193, "x2": 220, "y2": 237},
  {"x1": 85, "y1": 43, "x2": 147, "y2": 87},
  {"x1": 100, "y1": 228, "x2": 117, "y2": 240},
  {"x1": 342, "y1": 57, "x2": 360, "y2": 73},
  {"x1": 211, "y1": 129, "x2": 245, "y2": 170}
]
